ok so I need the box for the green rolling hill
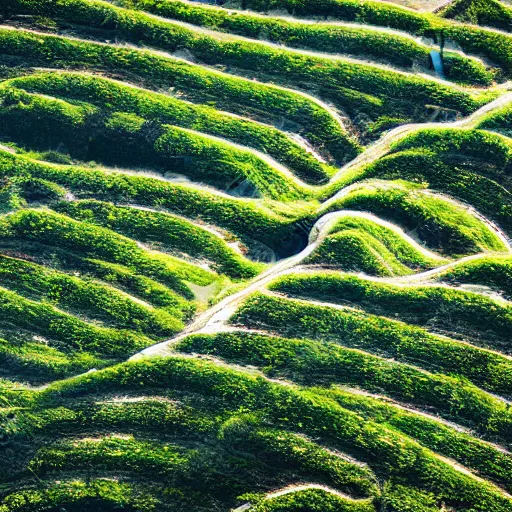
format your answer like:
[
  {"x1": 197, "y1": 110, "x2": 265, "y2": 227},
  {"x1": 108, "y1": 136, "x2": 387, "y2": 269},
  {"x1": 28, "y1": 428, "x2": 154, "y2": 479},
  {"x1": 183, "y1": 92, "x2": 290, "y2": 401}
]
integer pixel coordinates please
[{"x1": 0, "y1": 0, "x2": 511, "y2": 510}]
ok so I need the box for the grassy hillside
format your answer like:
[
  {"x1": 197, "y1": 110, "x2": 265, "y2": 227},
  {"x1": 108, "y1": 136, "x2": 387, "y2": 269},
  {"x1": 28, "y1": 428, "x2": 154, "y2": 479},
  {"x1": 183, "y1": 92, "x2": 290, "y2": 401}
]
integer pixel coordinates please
[{"x1": 0, "y1": 0, "x2": 511, "y2": 510}]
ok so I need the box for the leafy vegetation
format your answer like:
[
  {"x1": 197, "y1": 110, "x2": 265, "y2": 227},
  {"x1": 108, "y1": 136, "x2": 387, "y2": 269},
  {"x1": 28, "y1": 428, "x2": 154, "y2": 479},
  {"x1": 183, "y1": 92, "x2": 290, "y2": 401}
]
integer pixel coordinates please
[
  {"x1": 323, "y1": 180, "x2": 507, "y2": 255},
  {"x1": 0, "y1": 0, "x2": 511, "y2": 509},
  {"x1": 270, "y1": 272, "x2": 512, "y2": 344},
  {"x1": 231, "y1": 292, "x2": 512, "y2": 395},
  {"x1": 439, "y1": 0, "x2": 512, "y2": 32},
  {"x1": 306, "y1": 215, "x2": 442, "y2": 275},
  {"x1": 115, "y1": 0, "x2": 494, "y2": 84}
]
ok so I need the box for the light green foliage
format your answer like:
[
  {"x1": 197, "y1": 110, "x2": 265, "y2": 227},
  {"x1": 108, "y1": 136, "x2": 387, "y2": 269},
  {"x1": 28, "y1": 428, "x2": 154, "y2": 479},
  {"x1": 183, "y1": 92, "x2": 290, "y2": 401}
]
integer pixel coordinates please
[
  {"x1": 270, "y1": 272, "x2": 512, "y2": 343},
  {"x1": 307, "y1": 216, "x2": 441, "y2": 275},
  {"x1": 325, "y1": 180, "x2": 508, "y2": 255},
  {"x1": 54, "y1": 199, "x2": 264, "y2": 279},
  {"x1": 231, "y1": 292, "x2": 512, "y2": 395},
  {"x1": 0, "y1": 0, "x2": 511, "y2": 508},
  {"x1": 0, "y1": 27, "x2": 354, "y2": 158},
  {"x1": 115, "y1": 0, "x2": 493, "y2": 85}
]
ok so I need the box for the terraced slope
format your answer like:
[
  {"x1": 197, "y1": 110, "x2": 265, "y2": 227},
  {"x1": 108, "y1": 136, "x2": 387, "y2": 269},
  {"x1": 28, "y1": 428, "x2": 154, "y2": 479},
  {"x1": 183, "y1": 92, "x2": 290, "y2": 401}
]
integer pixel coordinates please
[{"x1": 0, "y1": 0, "x2": 511, "y2": 510}]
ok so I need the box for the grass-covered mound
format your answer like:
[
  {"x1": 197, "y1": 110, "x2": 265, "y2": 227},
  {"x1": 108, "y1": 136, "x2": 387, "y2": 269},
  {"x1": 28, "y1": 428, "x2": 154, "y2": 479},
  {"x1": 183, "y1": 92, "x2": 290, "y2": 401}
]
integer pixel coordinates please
[
  {"x1": 0, "y1": 206, "x2": 231, "y2": 382},
  {"x1": 0, "y1": 28, "x2": 356, "y2": 157},
  {"x1": 0, "y1": 0, "x2": 511, "y2": 508},
  {"x1": 0, "y1": 87, "x2": 312, "y2": 199},
  {"x1": 3, "y1": 356, "x2": 512, "y2": 510},
  {"x1": 238, "y1": 0, "x2": 512, "y2": 74},
  {"x1": 0, "y1": 0, "x2": 494, "y2": 118},
  {"x1": 439, "y1": 0, "x2": 512, "y2": 32},
  {"x1": 0, "y1": 149, "x2": 306, "y2": 255},
  {"x1": 434, "y1": 254, "x2": 512, "y2": 299},
  {"x1": 323, "y1": 180, "x2": 508, "y2": 255},
  {"x1": 113, "y1": 0, "x2": 494, "y2": 84},
  {"x1": 177, "y1": 330, "x2": 512, "y2": 439},
  {"x1": 306, "y1": 215, "x2": 443, "y2": 275},
  {"x1": 5, "y1": 71, "x2": 342, "y2": 179},
  {"x1": 231, "y1": 291, "x2": 512, "y2": 395},
  {"x1": 353, "y1": 148, "x2": 512, "y2": 236},
  {"x1": 270, "y1": 272, "x2": 512, "y2": 344},
  {"x1": 53, "y1": 199, "x2": 264, "y2": 279}
]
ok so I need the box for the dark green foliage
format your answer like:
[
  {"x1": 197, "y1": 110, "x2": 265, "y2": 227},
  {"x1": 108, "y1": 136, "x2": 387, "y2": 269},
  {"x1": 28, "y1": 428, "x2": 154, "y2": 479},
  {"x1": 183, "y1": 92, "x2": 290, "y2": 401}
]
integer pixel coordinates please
[{"x1": 439, "y1": 0, "x2": 512, "y2": 32}]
